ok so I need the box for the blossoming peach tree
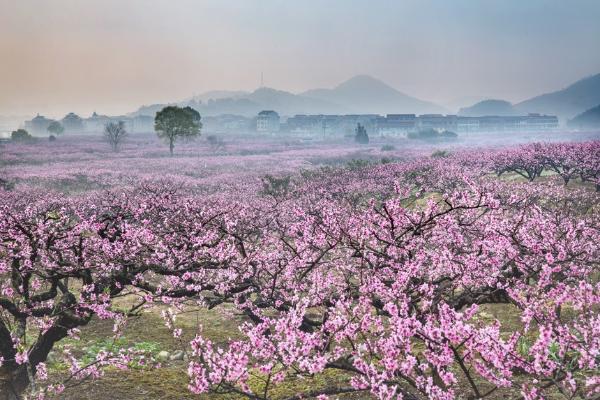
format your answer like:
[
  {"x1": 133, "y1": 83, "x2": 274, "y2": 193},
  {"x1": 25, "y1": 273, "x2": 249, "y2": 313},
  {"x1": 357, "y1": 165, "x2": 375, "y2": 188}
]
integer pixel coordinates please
[{"x1": 0, "y1": 141, "x2": 598, "y2": 399}]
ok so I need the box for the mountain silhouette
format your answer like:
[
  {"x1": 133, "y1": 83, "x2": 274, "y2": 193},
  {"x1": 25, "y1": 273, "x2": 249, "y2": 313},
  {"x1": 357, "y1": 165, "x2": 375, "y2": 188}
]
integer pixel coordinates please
[
  {"x1": 516, "y1": 73, "x2": 600, "y2": 118},
  {"x1": 130, "y1": 75, "x2": 446, "y2": 117},
  {"x1": 130, "y1": 73, "x2": 600, "y2": 119},
  {"x1": 568, "y1": 103, "x2": 600, "y2": 128},
  {"x1": 458, "y1": 99, "x2": 518, "y2": 116},
  {"x1": 302, "y1": 75, "x2": 447, "y2": 115}
]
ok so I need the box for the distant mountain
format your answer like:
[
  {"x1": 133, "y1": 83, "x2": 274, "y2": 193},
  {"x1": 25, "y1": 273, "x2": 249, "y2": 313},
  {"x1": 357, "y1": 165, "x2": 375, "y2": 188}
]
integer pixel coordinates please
[
  {"x1": 302, "y1": 75, "x2": 447, "y2": 115},
  {"x1": 186, "y1": 90, "x2": 249, "y2": 103},
  {"x1": 130, "y1": 88, "x2": 343, "y2": 117},
  {"x1": 516, "y1": 73, "x2": 600, "y2": 119},
  {"x1": 194, "y1": 97, "x2": 260, "y2": 116},
  {"x1": 131, "y1": 90, "x2": 251, "y2": 117},
  {"x1": 568, "y1": 104, "x2": 600, "y2": 129},
  {"x1": 458, "y1": 99, "x2": 518, "y2": 116},
  {"x1": 130, "y1": 75, "x2": 447, "y2": 117},
  {"x1": 443, "y1": 96, "x2": 488, "y2": 114},
  {"x1": 130, "y1": 103, "x2": 175, "y2": 117},
  {"x1": 243, "y1": 87, "x2": 346, "y2": 115},
  {"x1": 189, "y1": 87, "x2": 342, "y2": 116}
]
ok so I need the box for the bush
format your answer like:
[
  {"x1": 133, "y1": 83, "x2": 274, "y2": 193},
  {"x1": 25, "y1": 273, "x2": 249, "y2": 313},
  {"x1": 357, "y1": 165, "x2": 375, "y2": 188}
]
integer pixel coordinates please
[
  {"x1": 431, "y1": 150, "x2": 451, "y2": 158},
  {"x1": 260, "y1": 174, "x2": 291, "y2": 198},
  {"x1": 206, "y1": 135, "x2": 225, "y2": 151},
  {"x1": 408, "y1": 129, "x2": 457, "y2": 141},
  {"x1": 440, "y1": 130, "x2": 458, "y2": 138},
  {"x1": 0, "y1": 177, "x2": 13, "y2": 191},
  {"x1": 381, "y1": 144, "x2": 395, "y2": 151},
  {"x1": 11, "y1": 129, "x2": 33, "y2": 142},
  {"x1": 354, "y1": 123, "x2": 369, "y2": 144},
  {"x1": 346, "y1": 159, "x2": 373, "y2": 170}
]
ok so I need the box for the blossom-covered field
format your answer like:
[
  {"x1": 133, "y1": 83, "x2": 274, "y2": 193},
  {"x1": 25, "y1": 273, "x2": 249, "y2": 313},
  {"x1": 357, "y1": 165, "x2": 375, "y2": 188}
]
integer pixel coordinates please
[{"x1": 0, "y1": 132, "x2": 599, "y2": 400}]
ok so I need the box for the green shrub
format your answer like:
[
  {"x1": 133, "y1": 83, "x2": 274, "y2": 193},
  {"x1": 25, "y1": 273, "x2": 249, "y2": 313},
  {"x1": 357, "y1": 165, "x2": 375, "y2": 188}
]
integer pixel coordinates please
[
  {"x1": 11, "y1": 129, "x2": 33, "y2": 142},
  {"x1": 431, "y1": 150, "x2": 451, "y2": 158},
  {"x1": 260, "y1": 174, "x2": 292, "y2": 197},
  {"x1": 346, "y1": 159, "x2": 373, "y2": 170}
]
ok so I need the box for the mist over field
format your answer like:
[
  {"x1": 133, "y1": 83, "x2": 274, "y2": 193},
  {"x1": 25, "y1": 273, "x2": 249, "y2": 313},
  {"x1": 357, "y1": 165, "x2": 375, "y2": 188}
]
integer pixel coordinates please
[{"x1": 1, "y1": 1, "x2": 599, "y2": 400}]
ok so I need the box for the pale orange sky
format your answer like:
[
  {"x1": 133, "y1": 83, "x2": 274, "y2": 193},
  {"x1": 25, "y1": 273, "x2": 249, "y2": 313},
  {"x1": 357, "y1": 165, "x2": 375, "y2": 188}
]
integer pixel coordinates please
[{"x1": 1, "y1": 0, "x2": 599, "y2": 118}]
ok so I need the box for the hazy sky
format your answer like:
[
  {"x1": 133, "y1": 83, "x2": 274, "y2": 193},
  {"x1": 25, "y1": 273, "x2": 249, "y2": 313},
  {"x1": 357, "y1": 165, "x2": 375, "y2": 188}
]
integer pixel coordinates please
[{"x1": 1, "y1": 0, "x2": 599, "y2": 117}]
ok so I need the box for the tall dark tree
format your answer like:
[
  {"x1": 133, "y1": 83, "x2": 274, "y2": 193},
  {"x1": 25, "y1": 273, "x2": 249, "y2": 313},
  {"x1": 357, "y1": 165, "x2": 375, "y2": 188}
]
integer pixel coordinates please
[
  {"x1": 154, "y1": 106, "x2": 202, "y2": 155},
  {"x1": 46, "y1": 121, "x2": 64, "y2": 137},
  {"x1": 354, "y1": 123, "x2": 369, "y2": 144},
  {"x1": 103, "y1": 121, "x2": 127, "y2": 152}
]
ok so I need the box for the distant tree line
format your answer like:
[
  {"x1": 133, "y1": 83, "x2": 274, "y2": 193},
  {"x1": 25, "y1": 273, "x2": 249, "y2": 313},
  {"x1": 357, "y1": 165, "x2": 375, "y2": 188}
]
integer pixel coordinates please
[{"x1": 408, "y1": 128, "x2": 457, "y2": 140}]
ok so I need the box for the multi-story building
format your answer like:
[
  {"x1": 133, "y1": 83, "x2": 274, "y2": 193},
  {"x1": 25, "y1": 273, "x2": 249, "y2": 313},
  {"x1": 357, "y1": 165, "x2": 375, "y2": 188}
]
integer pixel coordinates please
[
  {"x1": 375, "y1": 114, "x2": 416, "y2": 137},
  {"x1": 417, "y1": 114, "x2": 459, "y2": 132},
  {"x1": 203, "y1": 114, "x2": 253, "y2": 134},
  {"x1": 61, "y1": 112, "x2": 84, "y2": 133},
  {"x1": 24, "y1": 114, "x2": 55, "y2": 135},
  {"x1": 456, "y1": 116, "x2": 480, "y2": 133},
  {"x1": 84, "y1": 112, "x2": 113, "y2": 133},
  {"x1": 524, "y1": 113, "x2": 559, "y2": 131},
  {"x1": 458, "y1": 114, "x2": 558, "y2": 133},
  {"x1": 256, "y1": 110, "x2": 280, "y2": 133},
  {"x1": 23, "y1": 112, "x2": 157, "y2": 136},
  {"x1": 284, "y1": 112, "x2": 558, "y2": 136},
  {"x1": 285, "y1": 114, "x2": 378, "y2": 136}
]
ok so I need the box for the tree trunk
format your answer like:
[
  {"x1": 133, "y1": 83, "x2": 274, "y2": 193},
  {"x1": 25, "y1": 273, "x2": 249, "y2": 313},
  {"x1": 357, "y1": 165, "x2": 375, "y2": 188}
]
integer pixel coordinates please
[
  {"x1": 169, "y1": 138, "x2": 174, "y2": 156},
  {"x1": 0, "y1": 367, "x2": 29, "y2": 400}
]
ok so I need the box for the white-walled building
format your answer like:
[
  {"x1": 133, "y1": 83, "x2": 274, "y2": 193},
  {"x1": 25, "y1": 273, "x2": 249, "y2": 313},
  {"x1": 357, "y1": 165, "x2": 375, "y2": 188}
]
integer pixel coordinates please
[{"x1": 256, "y1": 110, "x2": 280, "y2": 133}]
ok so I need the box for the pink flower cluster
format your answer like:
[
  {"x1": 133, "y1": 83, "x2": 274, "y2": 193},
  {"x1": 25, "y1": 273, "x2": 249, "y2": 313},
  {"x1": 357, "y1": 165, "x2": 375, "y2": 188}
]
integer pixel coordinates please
[{"x1": 0, "y1": 138, "x2": 598, "y2": 399}]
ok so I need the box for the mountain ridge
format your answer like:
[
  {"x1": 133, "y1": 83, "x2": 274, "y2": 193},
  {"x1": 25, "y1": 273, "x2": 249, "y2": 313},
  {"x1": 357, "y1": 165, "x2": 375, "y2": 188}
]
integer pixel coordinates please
[
  {"x1": 131, "y1": 75, "x2": 447, "y2": 117},
  {"x1": 569, "y1": 103, "x2": 600, "y2": 128},
  {"x1": 516, "y1": 73, "x2": 600, "y2": 118},
  {"x1": 458, "y1": 99, "x2": 518, "y2": 116},
  {"x1": 301, "y1": 75, "x2": 447, "y2": 115},
  {"x1": 129, "y1": 72, "x2": 600, "y2": 119}
]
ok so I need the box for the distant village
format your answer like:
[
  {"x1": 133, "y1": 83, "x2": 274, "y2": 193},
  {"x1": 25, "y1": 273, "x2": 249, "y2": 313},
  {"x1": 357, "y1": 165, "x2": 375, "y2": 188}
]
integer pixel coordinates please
[
  {"x1": 19, "y1": 109, "x2": 559, "y2": 138},
  {"x1": 256, "y1": 111, "x2": 559, "y2": 137},
  {"x1": 23, "y1": 112, "x2": 155, "y2": 136}
]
